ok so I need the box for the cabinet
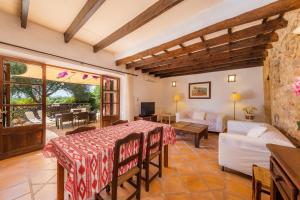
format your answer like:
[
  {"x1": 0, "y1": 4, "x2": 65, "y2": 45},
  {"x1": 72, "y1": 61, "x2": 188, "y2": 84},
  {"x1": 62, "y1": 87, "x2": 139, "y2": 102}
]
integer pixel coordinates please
[{"x1": 267, "y1": 144, "x2": 300, "y2": 200}]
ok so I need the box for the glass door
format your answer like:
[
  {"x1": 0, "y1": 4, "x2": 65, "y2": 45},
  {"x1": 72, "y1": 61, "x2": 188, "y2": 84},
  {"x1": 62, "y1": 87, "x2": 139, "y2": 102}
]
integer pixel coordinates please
[
  {"x1": 0, "y1": 57, "x2": 46, "y2": 160},
  {"x1": 101, "y1": 76, "x2": 120, "y2": 127}
]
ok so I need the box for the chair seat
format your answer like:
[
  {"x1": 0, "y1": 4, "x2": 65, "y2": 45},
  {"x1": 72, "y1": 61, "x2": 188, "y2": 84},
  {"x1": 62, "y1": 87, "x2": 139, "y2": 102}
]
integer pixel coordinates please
[{"x1": 253, "y1": 166, "x2": 271, "y2": 190}]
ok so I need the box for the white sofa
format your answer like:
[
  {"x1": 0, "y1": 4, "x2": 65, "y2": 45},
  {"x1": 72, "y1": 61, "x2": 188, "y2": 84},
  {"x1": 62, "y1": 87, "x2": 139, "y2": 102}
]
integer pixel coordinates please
[
  {"x1": 176, "y1": 111, "x2": 225, "y2": 132},
  {"x1": 218, "y1": 120, "x2": 295, "y2": 176}
]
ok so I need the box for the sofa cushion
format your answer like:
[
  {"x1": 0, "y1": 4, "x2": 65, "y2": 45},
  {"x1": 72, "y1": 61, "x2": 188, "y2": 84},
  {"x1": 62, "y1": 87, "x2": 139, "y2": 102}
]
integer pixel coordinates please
[
  {"x1": 192, "y1": 111, "x2": 206, "y2": 120},
  {"x1": 247, "y1": 126, "x2": 267, "y2": 138}
]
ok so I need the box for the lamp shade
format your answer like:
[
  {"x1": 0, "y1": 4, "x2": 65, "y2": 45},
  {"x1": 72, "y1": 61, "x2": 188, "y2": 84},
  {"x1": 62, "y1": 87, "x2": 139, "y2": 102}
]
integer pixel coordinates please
[
  {"x1": 174, "y1": 94, "x2": 180, "y2": 101},
  {"x1": 230, "y1": 92, "x2": 241, "y2": 101}
]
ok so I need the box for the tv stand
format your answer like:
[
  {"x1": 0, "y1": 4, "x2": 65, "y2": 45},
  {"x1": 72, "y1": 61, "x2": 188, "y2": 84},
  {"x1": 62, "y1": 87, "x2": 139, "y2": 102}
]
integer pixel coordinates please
[{"x1": 134, "y1": 115, "x2": 157, "y2": 122}]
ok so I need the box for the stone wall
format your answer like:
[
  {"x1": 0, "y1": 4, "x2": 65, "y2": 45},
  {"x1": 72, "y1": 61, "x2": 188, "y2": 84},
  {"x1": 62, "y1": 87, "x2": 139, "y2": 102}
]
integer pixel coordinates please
[{"x1": 264, "y1": 9, "x2": 300, "y2": 141}]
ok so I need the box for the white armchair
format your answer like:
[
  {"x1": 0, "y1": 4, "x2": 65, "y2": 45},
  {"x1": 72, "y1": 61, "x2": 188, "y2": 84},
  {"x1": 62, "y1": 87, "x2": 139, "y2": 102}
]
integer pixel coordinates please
[{"x1": 219, "y1": 120, "x2": 295, "y2": 176}]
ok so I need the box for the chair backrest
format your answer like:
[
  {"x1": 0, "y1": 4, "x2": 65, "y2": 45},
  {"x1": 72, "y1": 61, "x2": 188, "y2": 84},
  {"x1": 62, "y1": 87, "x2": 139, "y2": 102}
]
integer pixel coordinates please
[
  {"x1": 112, "y1": 120, "x2": 128, "y2": 126},
  {"x1": 71, "y1": 109, "x2": 82, "y2": 113},
  {"x1": 61, "y1": 113, "x2": 73, "y2": 122},
  {"x1": 146, "y1": 127, "x2": 163, "y2": 158},
  {"x1": 65, "y1": 126, "x2": 96, "y2": 135},
  {"x1": 77, "y1": 112, "x2": 89, "y2": 120},
  {"x1": 25, "y1": 111, "x2": 40, "y2": 123},
  {"x1": 113, "y1": 132, "x2": 144, "y2": 181}
]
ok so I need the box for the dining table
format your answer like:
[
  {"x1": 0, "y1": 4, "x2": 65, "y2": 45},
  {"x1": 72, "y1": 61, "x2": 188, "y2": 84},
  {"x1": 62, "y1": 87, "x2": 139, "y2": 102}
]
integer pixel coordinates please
[{"x1": 43, "y1": 120, "x2": 176, "y2": 200}]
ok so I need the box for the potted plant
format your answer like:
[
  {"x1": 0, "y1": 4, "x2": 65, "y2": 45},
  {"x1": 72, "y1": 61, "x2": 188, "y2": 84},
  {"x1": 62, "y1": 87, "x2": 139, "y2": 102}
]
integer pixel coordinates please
[
  {"x1": 242, "y1": 106, "x2": 257, "y2": 121},
  {"x1": 293, "y1": 76, "x2": 300, "y2": 130}
]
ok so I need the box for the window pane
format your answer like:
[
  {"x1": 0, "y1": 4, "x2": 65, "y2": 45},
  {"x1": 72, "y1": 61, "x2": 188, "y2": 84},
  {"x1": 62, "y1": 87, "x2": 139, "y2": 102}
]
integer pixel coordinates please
[
  {"x1": 2, "y1": 105, "x2": 42, "y2": 127},
  {"x1": 102, "y1": 103, "x2": 118, "y2": 116},
  {"x1": 103, "y1": 91, "x2": 118, "y2": 103},
  {"x1": 3, "y1": 61, "x2": 42, "y2": 84},
  {"x1": 3, "y1": 83, "x2": 43, "y2": 104},
  {"x1": 103, "y1": 77, "x2": 118, "y2": 91}
]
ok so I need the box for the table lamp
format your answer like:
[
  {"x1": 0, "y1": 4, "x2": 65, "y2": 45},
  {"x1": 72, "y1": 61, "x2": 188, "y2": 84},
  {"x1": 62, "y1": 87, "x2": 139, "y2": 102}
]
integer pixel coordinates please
[
  {"x1": 174, "y1": 94, "x2": 180, "y2": 113},
  {"x1": 230, "y1": 92, "x2": 241, "y2": 120}
]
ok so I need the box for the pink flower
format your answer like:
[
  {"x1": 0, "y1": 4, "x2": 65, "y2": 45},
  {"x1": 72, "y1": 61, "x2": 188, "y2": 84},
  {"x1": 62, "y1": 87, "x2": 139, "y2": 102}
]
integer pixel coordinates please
[
  {"x1": 92, "y1": 75, "x2": 99, "y2": 79},
  {"x1": 57, "y1": 71, "x2": 68, "y2": 79},
  {"x1": 293, "y1": 76, "x2": 300, "y2": 96},
  {"x1": 82, "y1": 74, "x2": 88, "y2": 79}
]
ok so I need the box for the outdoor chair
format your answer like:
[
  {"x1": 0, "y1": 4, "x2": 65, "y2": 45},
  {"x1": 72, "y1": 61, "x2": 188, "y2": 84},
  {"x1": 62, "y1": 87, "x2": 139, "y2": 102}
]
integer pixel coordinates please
[
  {"x1": 76, "y1": 112, "x2": 89, "y2": 126},
  {"x1": 25, "y1": 111, "x2": 41, "y2": 124},
  {"x1": 65, "y1": 126, "x2": 96, "y2": 135},
  {"x1": 96, "y1": 132, "x2": 144, "y2": 200},
  {"x1": 60, "y1": 113, "x2": 74, "y2": 129},
  {"x1": 37, "y1": 110, "x2": 55, "y2": 124},
  {"x1": 142, "y1": 127, "x2": 163, "y2": 192}
]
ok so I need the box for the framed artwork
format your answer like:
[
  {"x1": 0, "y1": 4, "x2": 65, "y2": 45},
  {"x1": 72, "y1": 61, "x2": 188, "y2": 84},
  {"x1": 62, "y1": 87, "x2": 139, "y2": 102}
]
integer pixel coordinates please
[{"x1": 189, "y1": 81, "x2": 211, "y2": 99}]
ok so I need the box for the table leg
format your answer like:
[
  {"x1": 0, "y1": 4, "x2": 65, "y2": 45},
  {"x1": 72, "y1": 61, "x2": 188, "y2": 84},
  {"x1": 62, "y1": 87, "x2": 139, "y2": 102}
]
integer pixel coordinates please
[
  {"x1": 57, "y1": 162, "x2": 64, "y2": 200},
  {"x1": 195, "y1": 133, "x2": 200, "y2": 148},
  {"x1": 164, "y1": 145, "x2": 169, "y2": 168},
  {"x1": 205, "y1": 128, "x2": 208, "y2": 139}
]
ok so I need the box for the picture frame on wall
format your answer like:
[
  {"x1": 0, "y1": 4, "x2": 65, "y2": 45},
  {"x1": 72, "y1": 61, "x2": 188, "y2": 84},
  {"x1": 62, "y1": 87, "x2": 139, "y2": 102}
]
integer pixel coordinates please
[{"x1": 189, "y1": 81, "x2": 211, "y2": 99}]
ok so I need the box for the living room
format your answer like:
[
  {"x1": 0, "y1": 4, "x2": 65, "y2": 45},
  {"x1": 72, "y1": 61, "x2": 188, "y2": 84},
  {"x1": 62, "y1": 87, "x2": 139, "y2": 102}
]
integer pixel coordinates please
[{"x1": 0, "y1": 1, "x2": 299, "y2": 200}]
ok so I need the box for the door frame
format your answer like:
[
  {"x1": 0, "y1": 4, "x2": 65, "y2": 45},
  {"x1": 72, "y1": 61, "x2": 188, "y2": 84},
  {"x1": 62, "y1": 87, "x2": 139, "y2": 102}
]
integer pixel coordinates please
[{"x1": 0, "y1": 55, "x2": 46, "y2": 160}]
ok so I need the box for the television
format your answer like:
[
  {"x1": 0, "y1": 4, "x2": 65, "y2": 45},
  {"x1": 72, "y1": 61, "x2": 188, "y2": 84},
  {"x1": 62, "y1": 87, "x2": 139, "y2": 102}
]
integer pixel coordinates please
[{"x1": 140, "y1": 102, "x2": 155, "y2": 117}]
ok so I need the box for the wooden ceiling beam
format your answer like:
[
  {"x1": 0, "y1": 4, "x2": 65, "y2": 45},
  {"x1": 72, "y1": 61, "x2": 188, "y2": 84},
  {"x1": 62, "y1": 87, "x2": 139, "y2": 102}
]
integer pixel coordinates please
[
  {"x1": 21, "y1": 0, "x2": 29, "y2": 29},
  {"x1": 159, "y1": 59, "x2": 263, "y2": 77},
  {"x1": 127, "y1": 17, "x2": 286, "y2": 69},
  {"x1": 153, "y1": 55, "x2": 265, "y2": 75},
  {"x1": 157, "y1": 62, "x2": 263, "y2": 78},
  {"x1": 93, "y1": 0, "x2": 183, "y2": 52},
  {"x1": 136, "y1": 32, "x2": 276, "y2": 70},
  {"x1": 64, "y1": 0, "x2": 106, "y2": 43},
  {"x1": 116, "y1": 0, "x2": 300, "y2": 65},
  {"x1": 146, "y1": 50, "x2": 267, "y2": 74}
]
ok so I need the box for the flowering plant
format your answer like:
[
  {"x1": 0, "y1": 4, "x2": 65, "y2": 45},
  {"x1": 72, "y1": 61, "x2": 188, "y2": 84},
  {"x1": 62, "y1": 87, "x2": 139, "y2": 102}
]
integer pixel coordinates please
[
  {"x1": 293, "y1": 76, "x2": 300, "y2": 130},
  {"x1": 293, "y1": 76, "x2": 300, "y2": 96},
  {"x1": 242, "y1": 106, "x2": 257, "y2": 115}
]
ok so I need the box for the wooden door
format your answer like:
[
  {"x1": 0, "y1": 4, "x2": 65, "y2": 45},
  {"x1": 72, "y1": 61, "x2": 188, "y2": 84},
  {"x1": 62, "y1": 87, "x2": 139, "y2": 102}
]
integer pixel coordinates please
[
  {"x1": 101, "y1": 76, "x2": 120, "y2": 127},
  {"x1": 0, "y1": 57, "x2": 46, "y2": 160}
]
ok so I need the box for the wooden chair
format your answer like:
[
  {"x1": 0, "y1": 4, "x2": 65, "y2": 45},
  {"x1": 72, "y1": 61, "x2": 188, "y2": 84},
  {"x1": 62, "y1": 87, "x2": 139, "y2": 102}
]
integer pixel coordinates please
[
  {"x1": 76, "y1": 112, "x2": 89, "y2": 126},
  {"x1": 111, "y1": 120, "x2": 128, "y2": 125},
  {"x1": 252, "y1": 164, "x2": 271, "y2": 200},
  {"x1": 65, "y1": 126, "x2": 96, "y2": 135},
  {"x1": 96, "y1": 132, "x2": 144, "y2": 200},
  {"x1": 60, "y1": 113, "x2": 74, "y2": 130},
  {"x1": 142, "y1": 126, "x2": 163, "y2": 192}
]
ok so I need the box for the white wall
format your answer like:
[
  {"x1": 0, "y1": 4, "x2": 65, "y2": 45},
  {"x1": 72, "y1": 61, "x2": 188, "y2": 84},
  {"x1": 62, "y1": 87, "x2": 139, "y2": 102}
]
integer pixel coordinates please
[
  {"x1": 130, "y1": 72, "x2": 164, "y2": 118},
  {"x1": 160, "y1": 67, "x2": 265, "y2": 122}
]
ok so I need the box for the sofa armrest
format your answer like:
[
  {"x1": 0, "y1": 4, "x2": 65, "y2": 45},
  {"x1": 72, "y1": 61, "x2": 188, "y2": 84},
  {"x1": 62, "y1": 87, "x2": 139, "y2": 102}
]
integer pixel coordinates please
[
  {"x1": 227, "y1": 120, "x2": 265, "y2": 135},
  {"x1": 215, "y1": 114, "x2": 225, "y2": 132},
  {"x1": 218, "y1": 133, "x2": 271, "y2": 175},
  {"x1": 176, "y1": 112, "x2": 182, "y2": 122}
]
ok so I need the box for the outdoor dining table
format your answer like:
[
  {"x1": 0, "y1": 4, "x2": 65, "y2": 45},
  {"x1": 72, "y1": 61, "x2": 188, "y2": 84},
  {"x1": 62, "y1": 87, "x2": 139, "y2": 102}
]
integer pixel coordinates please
[{"x1": 43, "y1": 120, "x2": 176, "y2": 200}]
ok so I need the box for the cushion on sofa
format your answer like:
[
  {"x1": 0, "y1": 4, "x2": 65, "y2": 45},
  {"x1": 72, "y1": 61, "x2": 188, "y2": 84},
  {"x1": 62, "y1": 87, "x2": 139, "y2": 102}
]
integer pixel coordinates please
[
  {"x1": 192, "y1": 111, "x2": 206, "y2": 120},
  {"x1": 247, "y1": 126, "x2": 267, "y2": 138}
]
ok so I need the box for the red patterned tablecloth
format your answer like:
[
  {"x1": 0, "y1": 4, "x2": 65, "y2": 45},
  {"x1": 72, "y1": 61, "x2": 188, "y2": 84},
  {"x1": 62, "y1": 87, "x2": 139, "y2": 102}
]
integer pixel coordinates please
[{"x1": 43, "y1": 120, "x2": 176, "y2": 200}]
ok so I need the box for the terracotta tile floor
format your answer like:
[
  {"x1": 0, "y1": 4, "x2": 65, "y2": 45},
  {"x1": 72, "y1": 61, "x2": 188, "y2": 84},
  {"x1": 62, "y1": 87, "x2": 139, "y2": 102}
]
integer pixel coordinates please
[{"x1": 0, "y1": 133, "x2": 270, "y2": 200}]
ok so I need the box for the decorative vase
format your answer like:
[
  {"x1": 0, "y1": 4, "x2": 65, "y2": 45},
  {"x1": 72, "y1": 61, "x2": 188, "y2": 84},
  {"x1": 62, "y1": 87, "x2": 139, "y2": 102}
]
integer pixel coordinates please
[{"x1": 245, "y1": 114, "x2": 255, "y2": 121}]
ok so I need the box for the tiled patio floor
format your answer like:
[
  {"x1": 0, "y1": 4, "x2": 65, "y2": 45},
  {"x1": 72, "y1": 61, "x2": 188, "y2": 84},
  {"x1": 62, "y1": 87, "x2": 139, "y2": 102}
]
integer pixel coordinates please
[{"x1": 0, "y1": 133, "x2": 269, "y2": 200}]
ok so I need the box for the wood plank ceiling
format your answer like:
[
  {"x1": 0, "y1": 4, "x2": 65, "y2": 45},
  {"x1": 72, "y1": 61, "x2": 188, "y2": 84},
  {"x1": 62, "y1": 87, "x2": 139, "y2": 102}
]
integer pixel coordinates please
[
  {"x1": 116, "y1": 0, "x2": 300, "y2": 78},
  {"x1": 15, "y1": 0, "x2": 300, "y2": 78}
]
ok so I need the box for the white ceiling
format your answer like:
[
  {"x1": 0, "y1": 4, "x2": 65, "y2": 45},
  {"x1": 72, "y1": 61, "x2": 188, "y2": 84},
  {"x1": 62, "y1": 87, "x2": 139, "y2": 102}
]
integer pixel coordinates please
[
  {"x1": 0, "y1": 0, "x2": 276, "y2": 58},
  {"x1": 0, "y1": 0, "x2": 221, "y2": 52}
]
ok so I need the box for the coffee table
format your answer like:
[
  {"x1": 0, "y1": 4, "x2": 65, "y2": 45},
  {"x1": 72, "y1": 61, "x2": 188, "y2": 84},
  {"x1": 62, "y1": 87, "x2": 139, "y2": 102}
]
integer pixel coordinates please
[{"x1": 172, "y1": 121, "x2": 208, "y2": 148}]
